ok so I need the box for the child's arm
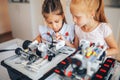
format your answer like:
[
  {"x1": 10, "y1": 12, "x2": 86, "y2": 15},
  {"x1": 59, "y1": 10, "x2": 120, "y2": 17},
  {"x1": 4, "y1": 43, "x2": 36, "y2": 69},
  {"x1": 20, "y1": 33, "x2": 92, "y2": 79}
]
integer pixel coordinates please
[
  {"x1": 34, "y1": 35, "x2": 42, "y2": 43},
  {"x1": 27, "y1": 35, "x2": 41, "y2": 49},
  {"x1": 105, "y1": 33, "x2": 119, "y2": 57},
  {"x1": 64, "y1": 34, "x2": 79, "y2": 48}
]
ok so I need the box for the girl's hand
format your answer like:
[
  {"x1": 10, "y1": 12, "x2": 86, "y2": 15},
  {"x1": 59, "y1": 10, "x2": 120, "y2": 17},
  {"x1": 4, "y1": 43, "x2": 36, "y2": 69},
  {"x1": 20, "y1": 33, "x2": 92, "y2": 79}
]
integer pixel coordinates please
[
  {"x1": 55, "y1": 33, "x2": 75, "y2": 48},
  {"x1": 55, "y1": 33, "x2": 64, "y2": 40},
  {"x1": 55, "y1": 33, "x2": 70, "y2": 46}
]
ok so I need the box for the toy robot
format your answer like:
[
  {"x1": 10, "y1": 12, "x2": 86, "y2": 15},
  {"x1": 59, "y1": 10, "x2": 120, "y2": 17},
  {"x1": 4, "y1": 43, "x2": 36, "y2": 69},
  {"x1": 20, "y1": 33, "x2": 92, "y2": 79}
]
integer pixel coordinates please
[
  {"x1": 54, "y1": 39, "x2": 115, "y2": 80},
  {"x1": 20, "y1": 32, "x2": 66, "y2": 62},
  {"x1": 14, "y1": 32, "x2": 68, "y2": 69}
]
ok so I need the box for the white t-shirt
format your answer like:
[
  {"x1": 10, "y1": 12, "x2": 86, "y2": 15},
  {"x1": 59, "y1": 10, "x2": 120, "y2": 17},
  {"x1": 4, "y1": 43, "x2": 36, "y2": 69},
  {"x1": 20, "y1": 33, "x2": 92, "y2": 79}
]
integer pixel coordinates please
[
  {"x1": 39, "y1": 23, "x2": 75, "y2": 43},
  {"x1": 75, "y1": 23, "x2": 112, "y2": 46}
]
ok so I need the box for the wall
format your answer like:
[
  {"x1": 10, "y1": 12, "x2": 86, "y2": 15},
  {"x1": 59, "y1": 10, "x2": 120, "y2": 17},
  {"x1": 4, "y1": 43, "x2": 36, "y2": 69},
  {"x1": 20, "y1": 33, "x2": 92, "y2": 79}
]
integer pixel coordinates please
[
  {"x1": 62, "y1": 0, "x2": 74, "y2": 24},
  {"x1": 104, "y1": 0, "x2": 120, "y2": 7},
  {"x1": 8, "y1": 3, "x2": 33, "y2": 40},
  {"x1": 0, "y1": 0, "x2": 11, "y2": 34},
  {"x1": 8, "y1": 0, "x2": 44, "y2": 40},
  {"x1": 105, "y1": 7, "x2": 120, "y2": 44},
  {"x1": 30, "y1": 0, "x2": 44, "y2": 39}
]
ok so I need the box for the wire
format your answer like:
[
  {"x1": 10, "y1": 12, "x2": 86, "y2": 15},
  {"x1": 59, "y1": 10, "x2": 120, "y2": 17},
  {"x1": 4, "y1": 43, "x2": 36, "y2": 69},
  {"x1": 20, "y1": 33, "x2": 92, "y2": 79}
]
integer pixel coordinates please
[
  {"x1": 41, "y1": 32, "x2": 54, "y2": 49},
  {"x1": 46, "y1": 32, "x2": 54, "y2": 48},
  {"x1": 0, "y1": 49, "x2": 15, "y2": 52}
]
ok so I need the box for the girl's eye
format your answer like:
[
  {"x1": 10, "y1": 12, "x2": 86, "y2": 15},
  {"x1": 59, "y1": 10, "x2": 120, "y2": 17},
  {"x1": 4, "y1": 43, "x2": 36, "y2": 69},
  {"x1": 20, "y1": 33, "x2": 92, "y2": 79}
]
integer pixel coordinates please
[
  {"x1": 48, "y1": 22, "x2": 52, "y2": 24},
  {"x1": 73, "y1": 16, "x2": 81, "y2": 20},
  {"x1": 77, "y1": 16, "x2": 81, "y2": 19},
  {"x1": 55, "y1": 20, "x2": 59, "y2": 23}
]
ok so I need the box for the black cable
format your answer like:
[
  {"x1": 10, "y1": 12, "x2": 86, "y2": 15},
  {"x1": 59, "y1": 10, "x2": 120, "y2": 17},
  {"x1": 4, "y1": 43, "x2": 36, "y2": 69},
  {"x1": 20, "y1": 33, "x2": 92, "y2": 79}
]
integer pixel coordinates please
[
  {"x1": 0, "y1": 49, "x2": 15, "y2": 52},
  {"x1": 46, "y1": 32, "x2": 54, "y2": 48}
]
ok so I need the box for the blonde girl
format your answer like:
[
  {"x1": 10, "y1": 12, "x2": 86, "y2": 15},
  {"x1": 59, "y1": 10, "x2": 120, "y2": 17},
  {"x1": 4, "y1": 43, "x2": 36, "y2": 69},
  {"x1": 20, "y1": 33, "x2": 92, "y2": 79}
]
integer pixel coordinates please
[{"x1": 70, "y1": 0, "x2": 119, "y2": 57}]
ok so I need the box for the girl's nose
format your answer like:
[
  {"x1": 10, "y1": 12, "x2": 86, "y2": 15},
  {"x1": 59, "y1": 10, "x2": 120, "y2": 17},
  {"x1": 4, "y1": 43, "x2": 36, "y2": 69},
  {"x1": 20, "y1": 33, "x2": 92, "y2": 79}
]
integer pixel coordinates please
[
  {"x1": 73, "y1": 16, "x2": 77, "y2": 23},
  {"x1": 52, "y1": 23, "x2": 57, "y2": 28}
]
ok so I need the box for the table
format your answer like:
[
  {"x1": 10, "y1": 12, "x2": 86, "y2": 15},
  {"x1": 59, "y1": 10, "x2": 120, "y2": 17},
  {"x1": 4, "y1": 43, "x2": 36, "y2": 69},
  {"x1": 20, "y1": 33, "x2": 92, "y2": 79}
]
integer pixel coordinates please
[
  {"x1": 1, "y1": 39, "x2": 120, "y2": 80},
  {"x1": 1, "y1": 39, "x2": 76, "y2": 80}
]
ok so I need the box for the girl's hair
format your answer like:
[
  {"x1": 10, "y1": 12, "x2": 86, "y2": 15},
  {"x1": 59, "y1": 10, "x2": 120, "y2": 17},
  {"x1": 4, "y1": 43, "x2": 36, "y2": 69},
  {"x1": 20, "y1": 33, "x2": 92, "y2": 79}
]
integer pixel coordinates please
[
  {"x1": 42, "y1": 0, "x2": 66, "y2": 23},
  {"x1": 70, "y1": 0, "x2": 107, "y2": 23}
]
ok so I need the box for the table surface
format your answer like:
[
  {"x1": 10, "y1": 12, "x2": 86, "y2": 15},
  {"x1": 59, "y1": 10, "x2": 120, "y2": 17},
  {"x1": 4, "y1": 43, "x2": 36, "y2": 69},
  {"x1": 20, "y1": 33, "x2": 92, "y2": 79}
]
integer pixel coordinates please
[
  {"x1": 0, "y1": 38, "x2": 24, "y2": 80},
  {"x1": 1, "y1": 39, "x2": 76, "y2": 80},
  {"x1": 1, "y1": 39, "x2": 120, "y2": 80}
]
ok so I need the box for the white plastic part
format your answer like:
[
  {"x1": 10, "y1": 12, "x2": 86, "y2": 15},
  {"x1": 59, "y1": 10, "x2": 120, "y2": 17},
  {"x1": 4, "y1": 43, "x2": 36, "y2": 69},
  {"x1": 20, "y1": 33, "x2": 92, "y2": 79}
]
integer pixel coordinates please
[
  {"x1": 55, "y1": 40, "x2": 65, "y2": 50},
  {"x1": 28, "y1": 40, "x2": 38, "y2": 48},
  {"x1": 38, "y1": 43, "x2": 47, "y2": 58}
]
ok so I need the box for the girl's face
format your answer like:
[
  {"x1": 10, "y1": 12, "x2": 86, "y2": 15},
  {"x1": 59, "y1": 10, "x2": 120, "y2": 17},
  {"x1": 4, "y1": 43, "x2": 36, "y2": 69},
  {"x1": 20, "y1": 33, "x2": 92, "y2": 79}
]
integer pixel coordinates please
[
  {"x1": 70, "y1": 8, "x2": 89, "y2": 27},
  {"x1": 44, "y1": 13, "x2": 64, "y2": 32}
]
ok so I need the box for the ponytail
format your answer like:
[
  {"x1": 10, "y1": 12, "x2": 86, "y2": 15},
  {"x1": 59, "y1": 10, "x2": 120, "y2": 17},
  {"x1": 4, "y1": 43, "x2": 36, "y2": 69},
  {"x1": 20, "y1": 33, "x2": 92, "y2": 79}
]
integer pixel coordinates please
[{"x1": 95, "y1": 0, "x2": 107, "y2": 23}]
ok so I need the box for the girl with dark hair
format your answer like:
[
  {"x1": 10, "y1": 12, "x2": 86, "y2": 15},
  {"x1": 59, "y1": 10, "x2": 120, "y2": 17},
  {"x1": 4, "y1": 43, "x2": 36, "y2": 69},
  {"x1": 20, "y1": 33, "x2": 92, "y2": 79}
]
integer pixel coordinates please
[{"x1": 35, "y1": 0, "x2": 75, "y2": 48}]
